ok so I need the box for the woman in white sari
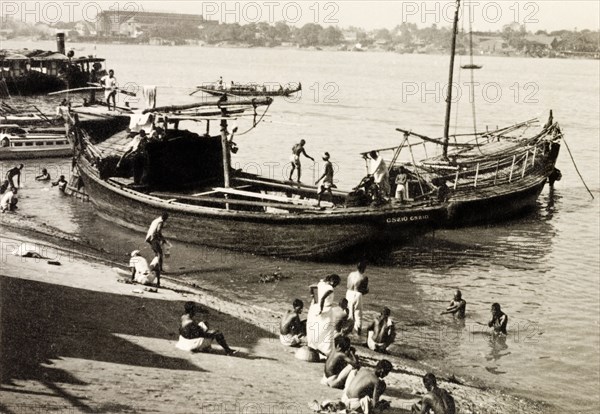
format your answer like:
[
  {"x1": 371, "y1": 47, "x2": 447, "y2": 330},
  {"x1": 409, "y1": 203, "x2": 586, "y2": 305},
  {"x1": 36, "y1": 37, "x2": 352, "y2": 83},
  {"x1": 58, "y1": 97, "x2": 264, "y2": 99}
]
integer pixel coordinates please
[{"x1": 307, "y1": 274, "x2": 341, "y2": 357}]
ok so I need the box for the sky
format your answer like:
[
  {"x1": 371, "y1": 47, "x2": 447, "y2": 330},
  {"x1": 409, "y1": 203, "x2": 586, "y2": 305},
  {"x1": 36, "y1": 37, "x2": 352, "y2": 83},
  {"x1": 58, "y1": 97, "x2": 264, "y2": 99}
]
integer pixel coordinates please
[{"x1": 2, "y1": 1, "x2": 599, "y2": 32}]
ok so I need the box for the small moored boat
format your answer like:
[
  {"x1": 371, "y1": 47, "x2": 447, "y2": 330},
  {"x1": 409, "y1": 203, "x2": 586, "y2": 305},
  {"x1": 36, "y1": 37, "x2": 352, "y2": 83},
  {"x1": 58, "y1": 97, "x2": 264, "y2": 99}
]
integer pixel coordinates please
[{"x1": 0, "y1": 124, "x2": 70, "y2": 160}]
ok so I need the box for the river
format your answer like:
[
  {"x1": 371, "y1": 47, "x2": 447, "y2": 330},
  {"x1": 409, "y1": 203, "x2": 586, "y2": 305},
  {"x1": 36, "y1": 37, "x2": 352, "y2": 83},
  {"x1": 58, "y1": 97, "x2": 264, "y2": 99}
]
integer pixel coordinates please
[{"x1": 1, "y1": 40, "x2": 599, "y2": 412}]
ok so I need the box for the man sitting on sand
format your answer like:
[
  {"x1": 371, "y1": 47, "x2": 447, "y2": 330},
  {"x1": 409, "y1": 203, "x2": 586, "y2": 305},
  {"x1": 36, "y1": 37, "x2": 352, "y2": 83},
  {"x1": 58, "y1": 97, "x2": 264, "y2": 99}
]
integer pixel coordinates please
[
  {"x1": 440, "y1": 290, "x2": 466, "y2": 319},
  {"x1": 411, "y1": 373, "x2": 456, "y2": 414},
  {"x1": 177, "y1": 302, "x2": 236, "y2": 355},
  {"x1": 322, "y1": 335, "x2": 360, "y2": 389},
  {"x1": 331, "y1": 298, "x2": 354, "y2": 338},
  {"x1": 366, "y1": 307, "x2": 396, "y2": 353},
  {"x1": 129, "y1": 250, "x2": 159, "y2": 286},
  {"x1": 342, "y1": 359, "x2": 393, "y2": 413},
  {"x1": 280, "y1": 299, "x2": 306, "y2": 347}
]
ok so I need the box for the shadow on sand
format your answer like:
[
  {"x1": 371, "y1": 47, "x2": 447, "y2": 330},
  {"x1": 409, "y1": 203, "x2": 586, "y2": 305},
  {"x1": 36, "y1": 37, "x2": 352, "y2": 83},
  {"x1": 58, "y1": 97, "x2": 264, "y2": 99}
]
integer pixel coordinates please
[{"x1": 0, "y1": 275, "x2": 275, "y2": 412}]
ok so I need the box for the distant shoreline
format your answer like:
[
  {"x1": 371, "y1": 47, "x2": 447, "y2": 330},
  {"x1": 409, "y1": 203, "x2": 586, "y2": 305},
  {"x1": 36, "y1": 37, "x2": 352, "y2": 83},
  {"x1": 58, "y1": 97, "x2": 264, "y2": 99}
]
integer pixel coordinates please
[{"x1": 3, "y1": 36, "x2": 598, "y2": 61}]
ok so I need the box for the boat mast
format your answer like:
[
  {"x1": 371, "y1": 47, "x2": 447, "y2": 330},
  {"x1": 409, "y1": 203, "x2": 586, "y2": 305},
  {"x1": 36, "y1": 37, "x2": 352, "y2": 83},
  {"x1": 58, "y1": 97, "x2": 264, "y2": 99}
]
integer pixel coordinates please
[{"x1": 443, "y1": 0, "x2": 461, "y2": 159}]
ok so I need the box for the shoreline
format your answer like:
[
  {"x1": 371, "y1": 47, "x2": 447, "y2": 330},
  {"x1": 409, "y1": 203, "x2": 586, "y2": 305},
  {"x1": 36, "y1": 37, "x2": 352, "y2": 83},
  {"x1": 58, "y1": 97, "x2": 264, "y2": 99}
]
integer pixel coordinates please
[
  {"x1": 3, "y1": 36, "x2": 598, "y2": 61},
  {"x1": 0, "y1": 214, "x2": 551, "y2": 413}
]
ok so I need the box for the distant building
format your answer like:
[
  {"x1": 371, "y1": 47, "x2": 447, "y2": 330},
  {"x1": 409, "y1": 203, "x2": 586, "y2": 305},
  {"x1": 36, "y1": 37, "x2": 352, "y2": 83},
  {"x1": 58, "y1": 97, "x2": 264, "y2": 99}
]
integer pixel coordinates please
[
  {"x1": 96, "y1": 11, "x2": 214, "y2": 38},
  {"x1": 342, "y1": 31, "x2": 358, "y2": 43},
  {"x1": 74, "y1": 20, "x2": 97, "y2": 37},
  {"x1": 525, "y1": 34, "x2": 557, "y2": 49},
  {"x1": 477, "y1": 37, "x2": 512, "y2": 54}
]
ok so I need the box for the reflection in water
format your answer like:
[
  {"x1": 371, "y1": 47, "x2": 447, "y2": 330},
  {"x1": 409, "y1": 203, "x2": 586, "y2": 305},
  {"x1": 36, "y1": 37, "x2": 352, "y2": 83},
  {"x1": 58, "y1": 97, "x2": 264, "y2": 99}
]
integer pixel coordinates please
[{"x1": 486, "y1": 334, "x2": 511, "y2": 364}]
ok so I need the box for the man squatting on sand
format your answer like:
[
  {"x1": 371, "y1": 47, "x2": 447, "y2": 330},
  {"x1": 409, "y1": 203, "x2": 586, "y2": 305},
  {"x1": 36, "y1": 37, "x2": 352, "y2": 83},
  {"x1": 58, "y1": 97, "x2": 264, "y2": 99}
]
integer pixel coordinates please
[
  {"x1": 366, "y1": 307, "x2": 396, "y2": 353},
  {"x1": 342, "y1": 359, "x2": 393, "y2": 413},
  {"x1": 411, "y1": 373, "x2": 456, "y2": 414},
  {"x1": 280, "y1": 299, "x2": 306, "y2": 347},
  {"x1": 322, "y1": 335, "x2": 360, "y2": 389}
]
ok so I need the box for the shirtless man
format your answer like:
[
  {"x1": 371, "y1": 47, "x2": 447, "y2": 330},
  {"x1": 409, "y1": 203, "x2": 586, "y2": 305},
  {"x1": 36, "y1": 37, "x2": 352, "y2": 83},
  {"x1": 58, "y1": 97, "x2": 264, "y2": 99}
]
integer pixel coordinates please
[
  {"x1": 289, "y1": 139, "x2": 314, "y2": 182},
  {"x1": 35, "y1": 168, "x2": 51, "y2": 181},
  {"x1": 280, "y1": 299, "x2": 305, "y2": 347},
  {"x1": 179, "y1": 302, "x2": 236, "y2": 355},
  {"x1": 411, "y1": 373, "x2": 456, "y2": 414},
  {"x1": 6, "y1": 164, "x2": 23, "y2": 188},
  {"x1": 342, "y1": 359, "x2": 393, "y2": 413},
  {"x1": 331, "y1": 298, "x2": 353, "y2": 337},
  {"x1": 52, "y1": 175, "x2": 68, "y2": 192},
  {"x1": 440, "y1": 290, "x2": 466, "y2": 319},
  {"x1": 146, "y1": 211, "x2": 169, "y2": 275},
  {"x1": 346, "y1": 261, "x2": 369, "y2": 336},
  {"x1": 315, "y1": 152, "x2": 334, "y2": 207},
  {"x1": 366, "y1": 307, "x2": 396, "y2": 353},
  {"x1": 488, "y1": 303, "x2": 508, "y2": 335},
  {"x1": 322, "y1": 335, "x2": 360, "y2": 389}
]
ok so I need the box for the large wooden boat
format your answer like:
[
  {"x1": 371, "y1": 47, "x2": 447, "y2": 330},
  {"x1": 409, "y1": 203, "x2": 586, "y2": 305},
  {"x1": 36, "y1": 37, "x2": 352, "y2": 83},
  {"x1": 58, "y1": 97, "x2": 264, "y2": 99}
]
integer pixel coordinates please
[
  {"x1": 193, "y1": 82, "x2": 302, "y2": 97},
  {"x1": 0, "y1": 33, "x2": 105, "y2": 97},
  {"x1": 64, "y1": 98, "x2": 447, "y2": 259}
]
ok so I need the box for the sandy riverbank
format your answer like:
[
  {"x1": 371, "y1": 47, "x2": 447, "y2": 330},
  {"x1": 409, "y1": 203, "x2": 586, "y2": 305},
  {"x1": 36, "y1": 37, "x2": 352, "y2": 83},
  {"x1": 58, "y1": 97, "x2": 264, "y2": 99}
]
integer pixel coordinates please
[{"x1": 0, "y1": 216, "x2": 548, "y2": 413}]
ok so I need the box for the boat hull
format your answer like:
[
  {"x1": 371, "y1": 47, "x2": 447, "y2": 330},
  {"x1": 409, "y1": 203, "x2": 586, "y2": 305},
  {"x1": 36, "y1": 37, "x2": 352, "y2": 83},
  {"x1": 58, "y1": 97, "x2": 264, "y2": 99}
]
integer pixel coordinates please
[
  {"x1": 0, "y1": 146, "x2": 71, "y2": 160},
  {"x1": 77, "y1": 157, "x2": 444, "y2": 259},
  {"x1": 199, "y1": 86, "x2": 301, "y2": 97},
  {"x1": 446, "y1": 178, "x2": 547, "y2": 226}
]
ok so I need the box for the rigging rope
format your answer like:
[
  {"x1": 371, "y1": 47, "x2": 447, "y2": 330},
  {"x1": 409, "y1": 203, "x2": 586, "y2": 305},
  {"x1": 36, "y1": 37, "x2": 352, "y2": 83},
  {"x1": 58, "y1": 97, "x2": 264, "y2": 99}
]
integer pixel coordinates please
[
  {"x1": 560, "y1": 132, "x2": 595, "y2": 199},
  {"x1": 235, "y1": 100, "x2": 272, "y2": 136}
]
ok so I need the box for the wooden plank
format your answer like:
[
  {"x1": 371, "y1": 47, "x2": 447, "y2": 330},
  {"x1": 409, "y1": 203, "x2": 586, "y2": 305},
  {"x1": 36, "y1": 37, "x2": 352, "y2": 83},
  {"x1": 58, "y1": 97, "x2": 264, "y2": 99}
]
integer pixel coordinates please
[
  {"x1": 150, "y1": 191, "x2": 322, "y2": 211},
  {"x1": 234, "y1": 176, "x2": 347, "y2": 197},
  {"x1": 213, "y1": 187, "x2": 333, "y2": 207},
  {"x1": 192, "y1": 185, "x2": 250, "y2": 196}
]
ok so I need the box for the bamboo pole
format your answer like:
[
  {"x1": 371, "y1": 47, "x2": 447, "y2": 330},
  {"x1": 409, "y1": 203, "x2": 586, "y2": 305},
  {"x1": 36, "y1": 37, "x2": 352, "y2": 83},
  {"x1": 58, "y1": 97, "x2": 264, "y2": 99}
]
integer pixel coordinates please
[
  {"x1": 509, "y1": 155, "x2": 516, "y2": 182},
  {"x1": 474, "y1": 163, "x2": 480, "y2": 187},
  {"x1": 494, "y1": 161, "x2": 499, "y2": 184},
  {"x1": 454, "y1": 168, "x2": 459, "y2": 190},
  {"x1": 142, "y1": 97, "x2": 272, "y2": 114},
  {"x1": 522, "y1": 151, "x2": 529, "y2": 178}
]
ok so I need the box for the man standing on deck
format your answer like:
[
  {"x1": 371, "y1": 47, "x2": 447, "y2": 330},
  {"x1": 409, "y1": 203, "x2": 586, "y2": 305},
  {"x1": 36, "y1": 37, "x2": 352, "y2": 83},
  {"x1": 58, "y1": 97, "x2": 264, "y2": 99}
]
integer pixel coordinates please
[
  {"x1": 346, "y1": 261, "x2": 369, "y2": 337},
  {"x1": 116, "y1": 129, "x2": 150, "y2": 185},
  {"x1": 100, "y1": 69, "x2": 117, "y2": 111},
  {"x1": 315, "y1": 152, "x2": 335, "y2": 207},
  {"x1": 6, "y1": 164, "x2": 23, "y2": 189},
  {"x1": 411, "y1": 373, "x2": 456, "y2": 414},
  {"x1": 369, "y1": 151, "x2": 390, "y2": 198},
  {"x1": 289, "y1": 139, "x2": 314, "y2": 182},
  {"x1": 146, "y1": 211, "x2": 169, "y2": 275}
]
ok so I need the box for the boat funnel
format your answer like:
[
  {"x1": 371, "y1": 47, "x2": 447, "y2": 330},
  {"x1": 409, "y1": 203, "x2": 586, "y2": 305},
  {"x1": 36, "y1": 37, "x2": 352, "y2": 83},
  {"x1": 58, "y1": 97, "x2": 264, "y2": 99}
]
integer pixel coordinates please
[{"x1": 56, "y1": 32, "x2": 66, "y2": 55}]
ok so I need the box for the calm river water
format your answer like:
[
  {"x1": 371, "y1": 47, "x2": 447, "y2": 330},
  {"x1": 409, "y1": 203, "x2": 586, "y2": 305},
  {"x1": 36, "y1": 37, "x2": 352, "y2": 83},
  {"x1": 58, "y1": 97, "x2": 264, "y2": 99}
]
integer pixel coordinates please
[{"x1": 1, "y1": 40, "x2": 599, "y2": 412}]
